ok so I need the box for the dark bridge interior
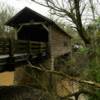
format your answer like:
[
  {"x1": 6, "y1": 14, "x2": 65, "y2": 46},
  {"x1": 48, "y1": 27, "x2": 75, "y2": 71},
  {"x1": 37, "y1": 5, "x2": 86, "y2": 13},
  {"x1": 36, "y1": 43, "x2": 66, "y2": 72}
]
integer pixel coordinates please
[
  {"x1": 5, "y1": 7, "x2": 50, "y2": 42},
  {"x1": 18, "y1": 24, "x2": 48, "y2": 42}
]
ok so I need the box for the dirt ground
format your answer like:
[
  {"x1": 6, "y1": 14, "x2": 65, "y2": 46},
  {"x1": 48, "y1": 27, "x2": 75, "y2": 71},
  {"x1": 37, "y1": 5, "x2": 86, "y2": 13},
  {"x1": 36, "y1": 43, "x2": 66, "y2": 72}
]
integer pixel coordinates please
[{"x1": 0, "y1": 72, "x2": 14, "y2": 86}]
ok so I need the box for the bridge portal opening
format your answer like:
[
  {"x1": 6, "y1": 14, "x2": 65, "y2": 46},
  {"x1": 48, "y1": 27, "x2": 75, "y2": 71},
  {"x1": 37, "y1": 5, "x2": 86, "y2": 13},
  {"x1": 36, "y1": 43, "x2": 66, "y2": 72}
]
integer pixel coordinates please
[{"x1": 17, "y1": 24, "x2": 48, "y2": 42}]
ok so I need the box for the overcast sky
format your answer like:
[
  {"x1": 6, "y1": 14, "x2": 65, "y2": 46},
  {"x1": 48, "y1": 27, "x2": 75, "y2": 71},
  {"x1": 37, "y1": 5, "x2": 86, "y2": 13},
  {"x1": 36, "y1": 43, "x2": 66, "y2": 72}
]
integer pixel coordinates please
[
  {"x1": 0, "y1": 0, "x2": 49, "y2": 16},
  {"x1": 1, "y1": 0, "x2": 100, "y2": 26},
  {"x1": 1, "y1": 0, "x2": 100, "y2": 17}
]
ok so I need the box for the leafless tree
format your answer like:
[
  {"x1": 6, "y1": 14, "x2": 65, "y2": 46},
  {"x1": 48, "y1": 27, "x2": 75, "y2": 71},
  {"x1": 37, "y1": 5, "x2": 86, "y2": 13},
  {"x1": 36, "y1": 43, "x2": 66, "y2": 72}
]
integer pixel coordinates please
[
  {"x1": 0, "y1": 2, "x2": 15, "y2": 38},
  {"x1": 31, "y1": 0, "x2": 98, "y2": 45}
]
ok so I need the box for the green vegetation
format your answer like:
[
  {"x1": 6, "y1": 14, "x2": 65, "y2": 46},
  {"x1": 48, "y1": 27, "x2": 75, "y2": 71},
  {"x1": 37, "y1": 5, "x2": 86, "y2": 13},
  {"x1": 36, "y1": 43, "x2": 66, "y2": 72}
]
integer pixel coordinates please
[{"x1": 0, "y1": 2, "x2": 15, "y2": 39}]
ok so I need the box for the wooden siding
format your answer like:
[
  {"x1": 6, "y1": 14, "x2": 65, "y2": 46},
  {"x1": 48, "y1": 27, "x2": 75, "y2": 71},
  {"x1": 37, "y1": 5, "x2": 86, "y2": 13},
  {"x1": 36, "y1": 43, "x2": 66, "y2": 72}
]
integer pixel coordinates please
[{"x1": 49, "y1": 25, "x2": 71, "y2": 58}]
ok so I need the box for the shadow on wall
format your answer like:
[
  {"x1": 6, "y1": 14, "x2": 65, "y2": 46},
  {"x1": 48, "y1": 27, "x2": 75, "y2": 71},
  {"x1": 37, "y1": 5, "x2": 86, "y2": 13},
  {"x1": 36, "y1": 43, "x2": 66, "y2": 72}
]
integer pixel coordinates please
[{"x1": 0, "y1": 72, "x2": 14, "y2": 86}]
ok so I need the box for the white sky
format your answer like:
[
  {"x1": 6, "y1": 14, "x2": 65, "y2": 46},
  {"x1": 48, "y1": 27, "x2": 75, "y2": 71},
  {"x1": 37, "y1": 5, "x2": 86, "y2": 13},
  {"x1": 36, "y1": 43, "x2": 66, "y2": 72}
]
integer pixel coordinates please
[
  {"x1": 0, "y1": 0, "x2": 49, "y2": 16},
  {"x1": 0, "y1": 0, "x2": 100, "y2": 26}
]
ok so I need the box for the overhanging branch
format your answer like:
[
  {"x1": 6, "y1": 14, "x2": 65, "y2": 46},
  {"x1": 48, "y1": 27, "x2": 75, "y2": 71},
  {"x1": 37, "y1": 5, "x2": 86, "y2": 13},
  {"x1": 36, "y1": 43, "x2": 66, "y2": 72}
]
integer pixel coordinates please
[
  {"x1": 32, "y1": 0, "x2": 91, "y2": 44},
  {"x1": 27, "y1": 61, "x2": 100, "y2": 89}
]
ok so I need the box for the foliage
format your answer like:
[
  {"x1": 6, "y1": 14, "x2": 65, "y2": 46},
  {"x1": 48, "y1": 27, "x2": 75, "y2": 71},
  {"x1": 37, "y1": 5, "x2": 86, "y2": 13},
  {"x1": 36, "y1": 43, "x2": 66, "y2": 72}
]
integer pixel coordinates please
[
  {"x1": 89, "y1": 89, "x2": 100, "y2": 100},
  {"x1": 0, "y1": 3, "x2": 15, "y2": 38},
  {"x1": 80, "y1": 18, "x2": 100, "y2": 99}
]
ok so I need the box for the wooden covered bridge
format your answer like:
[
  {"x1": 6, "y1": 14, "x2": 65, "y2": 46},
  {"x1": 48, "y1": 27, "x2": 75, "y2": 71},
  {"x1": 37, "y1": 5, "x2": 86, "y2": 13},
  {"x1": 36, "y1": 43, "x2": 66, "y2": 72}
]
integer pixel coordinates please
[{"x1": 0, "y1": 7, "x2": 71, "y2": 72}]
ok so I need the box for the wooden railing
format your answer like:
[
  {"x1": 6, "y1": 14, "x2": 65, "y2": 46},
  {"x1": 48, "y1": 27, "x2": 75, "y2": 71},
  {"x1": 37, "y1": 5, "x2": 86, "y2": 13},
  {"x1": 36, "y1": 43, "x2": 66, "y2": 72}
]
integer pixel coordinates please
[
  {"x1": 0, "y1": 39, "x2": 47, "y2": 56},
  {"x1": 0, "y1": 38, "x2": 47, "y2": 71}
]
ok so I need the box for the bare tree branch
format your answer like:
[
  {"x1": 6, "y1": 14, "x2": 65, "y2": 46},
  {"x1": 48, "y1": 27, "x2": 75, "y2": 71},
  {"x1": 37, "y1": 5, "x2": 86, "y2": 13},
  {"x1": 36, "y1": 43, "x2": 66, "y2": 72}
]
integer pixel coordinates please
[
  {"x1": 27, "y1": 60, "x2": 100, "y2": 89},
  {"x1": 81, "y1": 3, "x2": 86, "y2": 16},
  {"x1": 89, "y1": 0, "x2": 95, "y2": 20},
  {"x1": 32, "y1": 0, "x2": 92, "y2": 44}
]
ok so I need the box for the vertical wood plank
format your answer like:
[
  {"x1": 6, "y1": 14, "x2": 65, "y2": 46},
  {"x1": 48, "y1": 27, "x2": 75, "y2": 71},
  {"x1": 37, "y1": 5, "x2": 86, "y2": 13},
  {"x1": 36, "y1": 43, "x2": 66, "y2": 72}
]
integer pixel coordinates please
[
  {"x1": 7, "y1": 38, "x2": 15, "y2": 71},
  {"x1": 9, "y1": 38, "x2": 14, "y2": 57}
]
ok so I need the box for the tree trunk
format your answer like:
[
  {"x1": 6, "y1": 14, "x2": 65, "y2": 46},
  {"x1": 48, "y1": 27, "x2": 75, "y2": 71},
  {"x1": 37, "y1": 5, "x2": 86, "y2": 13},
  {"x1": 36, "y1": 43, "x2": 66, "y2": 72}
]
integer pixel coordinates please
[{"x1": 74, "y1": 0, "x2": 91, "y2": 45}]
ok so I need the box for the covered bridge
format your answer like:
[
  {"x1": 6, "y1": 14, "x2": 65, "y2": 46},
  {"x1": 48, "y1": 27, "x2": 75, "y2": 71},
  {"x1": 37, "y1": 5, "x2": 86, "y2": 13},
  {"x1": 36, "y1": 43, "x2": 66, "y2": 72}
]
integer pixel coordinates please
[
  {"x1": 0, "y1": 7, "x2": 73, "y2": 100},
  {"x1": 3, "y1": 7, "x2": 72, "y2": 71}
]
